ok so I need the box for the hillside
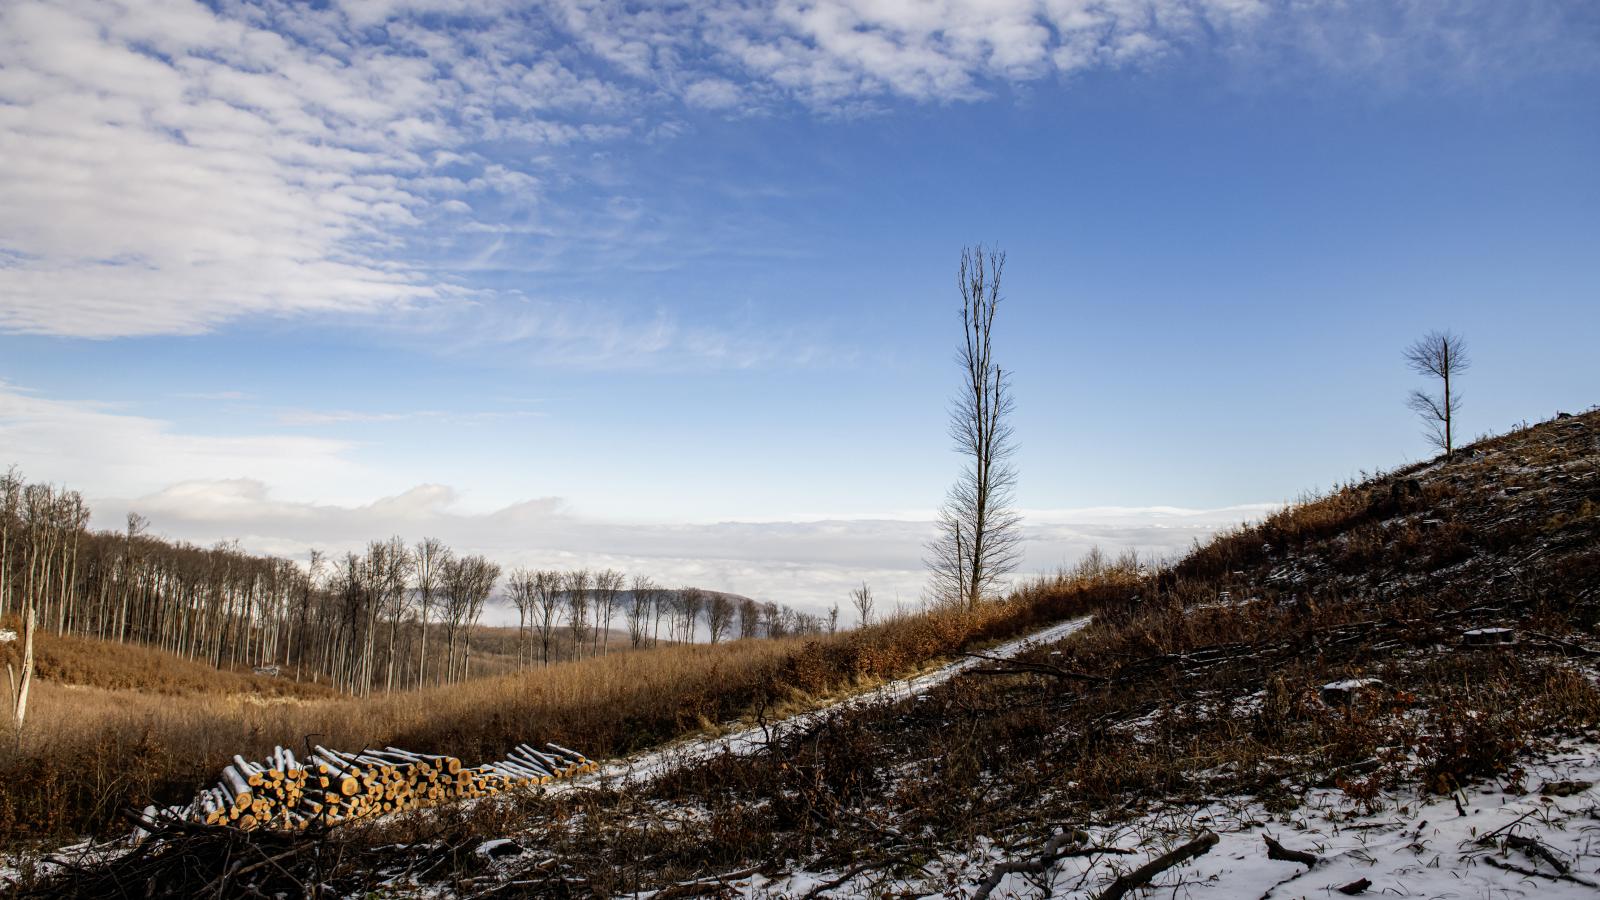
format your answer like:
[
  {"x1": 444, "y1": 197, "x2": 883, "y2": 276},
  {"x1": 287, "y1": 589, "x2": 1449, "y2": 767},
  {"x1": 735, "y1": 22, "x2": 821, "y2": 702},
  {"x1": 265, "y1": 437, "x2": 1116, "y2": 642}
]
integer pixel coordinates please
[{"x1": 13, "y1": 410, "x2": 1600, "y2": 897}]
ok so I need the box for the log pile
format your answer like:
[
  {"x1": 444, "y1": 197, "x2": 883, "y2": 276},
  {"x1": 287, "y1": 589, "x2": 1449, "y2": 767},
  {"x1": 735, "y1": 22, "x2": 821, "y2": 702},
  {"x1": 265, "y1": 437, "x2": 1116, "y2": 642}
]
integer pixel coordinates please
[{"x1": 157, "y1": 742, "x2": 598, "y2": 831}]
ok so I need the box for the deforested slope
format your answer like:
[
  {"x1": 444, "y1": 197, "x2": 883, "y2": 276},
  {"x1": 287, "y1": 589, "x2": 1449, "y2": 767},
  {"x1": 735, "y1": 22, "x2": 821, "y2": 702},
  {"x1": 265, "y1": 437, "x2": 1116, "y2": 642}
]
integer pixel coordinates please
[
  {"x1": 386, "y1": 409, "x2": 1600, "y2": 896},
  {"x1": 15, "y1": 410, "x2": 1600, "y2": 897}
]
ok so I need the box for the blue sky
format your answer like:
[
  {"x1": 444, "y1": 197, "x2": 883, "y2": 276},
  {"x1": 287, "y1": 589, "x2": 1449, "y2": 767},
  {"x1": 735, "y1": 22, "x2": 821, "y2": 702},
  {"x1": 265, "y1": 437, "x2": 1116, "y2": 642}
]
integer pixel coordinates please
[{"x1": 1, "y1": 0, "x2": 1596, "y2": 617}]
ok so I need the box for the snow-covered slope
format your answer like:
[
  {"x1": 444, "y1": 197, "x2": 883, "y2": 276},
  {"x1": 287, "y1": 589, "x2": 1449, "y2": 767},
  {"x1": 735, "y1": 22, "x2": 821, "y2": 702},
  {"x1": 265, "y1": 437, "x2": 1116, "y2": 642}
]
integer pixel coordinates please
[{"x1": 742, "y1": 744, "x2": 1600, "y2": 897}]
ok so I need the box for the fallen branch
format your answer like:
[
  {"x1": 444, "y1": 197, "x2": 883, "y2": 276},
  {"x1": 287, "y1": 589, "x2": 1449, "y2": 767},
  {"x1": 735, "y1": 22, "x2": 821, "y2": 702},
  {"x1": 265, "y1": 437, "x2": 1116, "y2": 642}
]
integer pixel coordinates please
[
  {"x1": 1505, "y1": 834, "x2": 1569, "y2": 874},
  {"x1": 972, "y1": 829, "x2": 1093, "y2": 899},
  {"x1": 1263, "y1": 834, "x2": 1319, "y2": 866},
  {"x1": 652, "y1": 865, "x2": 764, "y2": 899},
  {"x1": 1094, "y1": 830, "x2": 1219, "y2": 900},
  {"x1": 1482, "y1": 855, "x2": 1598, "y2": 887}
]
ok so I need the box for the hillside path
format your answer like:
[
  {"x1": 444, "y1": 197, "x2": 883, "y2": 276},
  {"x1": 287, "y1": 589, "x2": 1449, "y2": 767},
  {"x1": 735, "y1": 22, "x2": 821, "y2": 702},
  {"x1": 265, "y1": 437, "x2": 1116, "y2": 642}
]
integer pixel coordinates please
[{"x1": 561, "y1": 615, "x2": 1093, "y2": 792}]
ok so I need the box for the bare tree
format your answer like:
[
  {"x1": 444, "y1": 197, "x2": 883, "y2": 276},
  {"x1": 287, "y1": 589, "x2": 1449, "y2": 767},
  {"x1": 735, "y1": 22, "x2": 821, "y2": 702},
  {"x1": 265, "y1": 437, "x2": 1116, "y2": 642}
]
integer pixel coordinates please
[
  {"x1": 508, "y1": 568, "x2": 535, "y2": 670},
  {"x1": 704, "y1": 592, "x2": 734, "y2": 644},
  {"x1": 678, "y1": 588, "x2": 705, "y2": 643},
  {"x1": 376, "y1": 536, "x2": 414, "y2": 692},
  {"x1": 650, "y1": 587, "x2": 668, "y2": 646},
  {"x1": 412, "y1": 538, "x2": 448, "y2": 687},
  {"x1": 594, "y1": 568, "x2": 624, "y2": 655},
  {"x1": 531, "y1": 569, "x2": 563, "y2": 664},
  {"x1": 1405, "y1": 330, "x2": 1471, "y2": 459},
  {"x1": 737, "y1": 597, "x2": 760, "y2": 639},
  {"x1": 564, "y1": 569, "x2": 591, "y2": 659},
  {"x1": 926, "y1": 244, "x2": 1024, "y2": 609},
  {"x1": 439, "y1": 554, "x2": 499, "y2": 682},
  {"x1": 626, "y1": 575, "x2": 655, "y2": 649},
  {"x1": 849, "y1": 581, "x2": 875, "y2": 627},
  {"x1": 827, "y1": 603, "x2": 839, "y2": 635},
  {"x1": 0, "y1": 467, "x2": 20, "y2": 622},
  {"x1": 761, "y1": 601, "x2": 784, "y2": 638}
]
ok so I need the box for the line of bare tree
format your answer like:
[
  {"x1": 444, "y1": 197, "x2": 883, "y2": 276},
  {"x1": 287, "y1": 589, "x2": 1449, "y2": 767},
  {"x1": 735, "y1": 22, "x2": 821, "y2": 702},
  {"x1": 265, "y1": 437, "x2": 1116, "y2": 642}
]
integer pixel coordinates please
[
  {"x1": 0, "y1": 469, "x2": 828, "y2": 700},
  {"x1": 501, "y1": 570, "x2": 825, "y2": 667}
]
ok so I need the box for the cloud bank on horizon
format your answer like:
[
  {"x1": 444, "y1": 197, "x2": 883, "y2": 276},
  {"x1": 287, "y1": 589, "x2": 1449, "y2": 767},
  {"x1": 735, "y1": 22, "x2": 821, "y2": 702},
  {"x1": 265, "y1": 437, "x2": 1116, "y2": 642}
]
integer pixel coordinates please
[
  {"x1": 1, "y1": 0, "x2": 1592, "y2": 341},
  {"x1": 0, "y1": 380, "x2": 1271, "y2": 617}
]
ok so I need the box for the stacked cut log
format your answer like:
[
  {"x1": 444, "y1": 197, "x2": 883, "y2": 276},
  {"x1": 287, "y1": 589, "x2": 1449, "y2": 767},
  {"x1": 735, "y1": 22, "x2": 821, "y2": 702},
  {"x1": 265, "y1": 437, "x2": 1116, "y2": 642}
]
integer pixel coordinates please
[{"x1": 159, "y1": 742, "x2": 598, "y2": 831}]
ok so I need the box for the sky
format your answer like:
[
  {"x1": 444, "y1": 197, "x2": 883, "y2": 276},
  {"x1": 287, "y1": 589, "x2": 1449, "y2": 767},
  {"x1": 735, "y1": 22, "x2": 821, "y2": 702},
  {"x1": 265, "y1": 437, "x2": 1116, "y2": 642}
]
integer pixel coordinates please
[{"x1": 1, "y1": 0, "x2": 1596, "y2": 622}]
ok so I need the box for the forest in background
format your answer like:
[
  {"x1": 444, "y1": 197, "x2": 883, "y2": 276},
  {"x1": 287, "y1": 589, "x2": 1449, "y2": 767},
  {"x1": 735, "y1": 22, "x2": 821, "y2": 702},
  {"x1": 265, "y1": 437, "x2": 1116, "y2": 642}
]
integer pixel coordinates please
[{"x1": 0, "y1": 468, "x2": 828, "y2": 697}]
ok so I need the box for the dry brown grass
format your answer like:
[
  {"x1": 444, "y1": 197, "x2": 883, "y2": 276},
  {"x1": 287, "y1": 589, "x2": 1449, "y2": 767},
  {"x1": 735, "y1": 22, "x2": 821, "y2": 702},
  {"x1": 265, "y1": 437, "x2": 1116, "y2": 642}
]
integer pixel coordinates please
[
  {"x1": 0, "y1": 571, "x2": 1125, "y2": 848},
  {"x1": 0, "y1": 630, "x2": 339, "y2": 699}
]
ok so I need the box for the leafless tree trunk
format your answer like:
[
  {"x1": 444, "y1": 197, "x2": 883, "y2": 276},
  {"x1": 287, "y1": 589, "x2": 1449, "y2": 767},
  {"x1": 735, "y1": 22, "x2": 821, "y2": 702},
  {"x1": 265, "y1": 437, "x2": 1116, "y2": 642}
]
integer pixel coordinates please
[
  {"x1": 508, "y1": 568, "x2": 535, "y2": 670},
  {"x1": 926, "y1": 244, "x2": 1024, "y2": 609},
  {"x1": 737, "y1": 597, "x2": 760, "y2": 639},
  {"x1": 850, "y1": 581, "x2": 875, "y2": 627},
  {"x1": 0, "y1": 468, "x2": 20, "y2": 622},
  {"x1": 627, "y1": 575, "x2": 654, "y2": 649},
  {"x1": 678, "y1": 588, "x2": 705, "y2": 643},
  {"x1": 704, "y1": 593, "x2": 734, "y2": 644},
  {"x1": 10, "y1": 605, "x2": 35, "y2": 736},
  {"x1": 412, "y1": 538, "x2": 447, "y2": 687},
  {"x1": 564, "y1": 570, "x2": 591, "y2": 659},
  {"x1": 827, "y1": 603, "x2": 839, "y2": 634},
  {"x1": 374, "y1": 537, "x2": 413, "y2": 693},
  {"x1": 460, "y1": 556, "x2": 498, "y2": 680},
  {"x1": 650, "y1": 588, "x2": 666, "y2": 646},
  {"x1": 1405, "y1": 330, "x2": 1471, "y2": 459},
  {"x1": 533, "y1": 569, "x2": 561, "y2": 664},
  {"x1": 594, "y1": 568, "x2": 624, "y2": 655}
]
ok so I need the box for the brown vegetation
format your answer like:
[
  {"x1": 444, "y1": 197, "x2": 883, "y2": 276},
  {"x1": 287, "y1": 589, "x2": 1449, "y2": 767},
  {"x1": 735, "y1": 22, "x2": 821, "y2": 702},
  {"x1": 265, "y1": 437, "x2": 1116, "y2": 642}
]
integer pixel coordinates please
[
  {"x1": 1, "y1": 630, "x2": 337, "y2": 699},
  {"x1": 67, "y1": 408, "x2": 1589, "y2": 899},
  {"x1": 11, "y1": 409, "x2": 1599, "y2": 897},
  {"x1": 0, "y1": 563, "x2": 1127, "y2": 850}
]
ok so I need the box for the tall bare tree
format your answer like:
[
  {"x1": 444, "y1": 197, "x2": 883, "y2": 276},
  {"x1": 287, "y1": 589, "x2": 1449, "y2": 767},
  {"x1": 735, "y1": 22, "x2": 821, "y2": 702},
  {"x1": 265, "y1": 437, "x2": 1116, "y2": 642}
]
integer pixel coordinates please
[
  {"x1": 375, "y1": 536, "x2": 414, "y2": 693},
  {"x1": 508, "y1": 568, "x2": 535, "y2": 670},
  {"x1": 564, "y1": 569, "x2": 591, "y2": 659},
  {"x1": 1405, "y1": 330, "x2": 1471, "y2": 459},
  {"x1": 439, "y1": 554, "x2": 499, "y2": 682},
  {"x1": 458, "y1": 556, "x2": 499, "y2": 680},
  {"x1": 412, "y1": 538, "x2": 448, "y2": 687},
  {"x1": 626, "y1": 575, "x2": 655, "y2": 649},
  {"x1": 737, "y1": 597, "x2": 760, "y2": 639},
  {"x1": 678, "y1": 588, "x2": 705, "y2": 643},
  {"x1": 532, "y1": 569, "x2": 562, "y2": 664},
  {"x1": 0, "y1": 467, "x2": 20, "y2": 622},
  {"x1": 650, "y1": 587, "x2": 668, "y2": 646},
  {"x1": 594, "y1": 568, "x2": 624, "y2": 655},
  {"x1": 926, "y1": 244, "x2": 1023, "y2": 609}
]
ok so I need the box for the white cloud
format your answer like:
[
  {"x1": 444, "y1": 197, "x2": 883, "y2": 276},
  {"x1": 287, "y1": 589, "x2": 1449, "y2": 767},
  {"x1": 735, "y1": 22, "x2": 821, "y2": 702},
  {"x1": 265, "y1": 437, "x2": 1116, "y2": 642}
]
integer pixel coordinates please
[
  {"x1": 1, "y1": 0, "x2": 1586, "y2": 340},
  {"x1": 0, "y1": 380, "x2": 362, "y2": 500},
  {"x1": 683, "y1": 78, "x2": 745, "y2": 110}
]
